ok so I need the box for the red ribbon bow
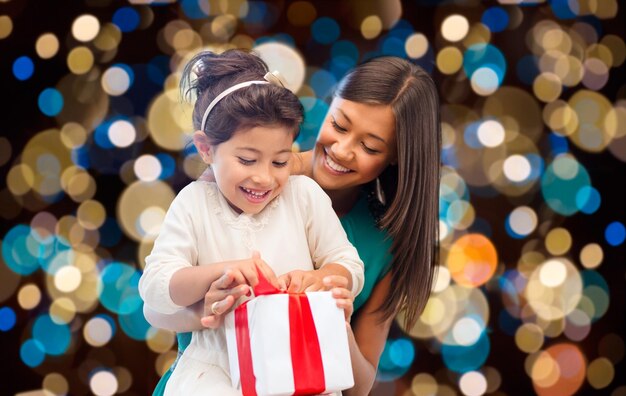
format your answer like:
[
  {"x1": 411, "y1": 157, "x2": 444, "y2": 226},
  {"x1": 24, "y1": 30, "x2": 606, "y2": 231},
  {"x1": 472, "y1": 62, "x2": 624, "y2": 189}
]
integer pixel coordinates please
[{"x1": 235, "y1": 270, "x2": 326, "y2": 396}]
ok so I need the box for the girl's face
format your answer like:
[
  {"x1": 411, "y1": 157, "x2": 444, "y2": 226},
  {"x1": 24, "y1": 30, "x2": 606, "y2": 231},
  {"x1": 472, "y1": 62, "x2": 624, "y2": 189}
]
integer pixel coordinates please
[
  {"x1": 311, "y1": 98, "x2": 397, "y2": 192},
  {"x1": 205, "y1": 126, "x2": 294, "y2": 214}
]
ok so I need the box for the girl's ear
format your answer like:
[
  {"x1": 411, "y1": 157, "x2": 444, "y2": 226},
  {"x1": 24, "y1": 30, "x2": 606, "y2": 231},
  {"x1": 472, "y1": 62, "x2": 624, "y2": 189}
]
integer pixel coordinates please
[{"x1": 193, "y1": 131, "x2": 213, "y2": 164}]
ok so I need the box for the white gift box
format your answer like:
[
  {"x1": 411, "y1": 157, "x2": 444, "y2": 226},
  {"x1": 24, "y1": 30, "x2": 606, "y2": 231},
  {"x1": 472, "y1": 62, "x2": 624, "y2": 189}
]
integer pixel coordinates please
[{"x1": 225, "y1": 291, "x2": 354, "y2": 396}]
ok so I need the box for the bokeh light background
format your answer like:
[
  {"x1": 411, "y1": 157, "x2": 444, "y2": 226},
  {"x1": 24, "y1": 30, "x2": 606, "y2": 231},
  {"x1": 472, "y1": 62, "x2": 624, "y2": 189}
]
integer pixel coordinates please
[{"x1": 1, "y1": 0, "x2": 624, "y2": 395}]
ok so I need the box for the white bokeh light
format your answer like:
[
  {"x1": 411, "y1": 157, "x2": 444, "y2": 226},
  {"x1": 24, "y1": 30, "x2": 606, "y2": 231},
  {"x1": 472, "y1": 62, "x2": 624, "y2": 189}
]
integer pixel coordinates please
[
  {"x1": 54, "y1": 265, "x2": 82, "y2": 293},
  {"x1": 90, "y1": 370, "x2": 118, "y2": 396},
  {"x1": 84, "y1": 317, "x2": 113, "y2": 347},
  {"x1": 503, "y1": 155, "x2": 531, "y2": 182},
  {"x1": 108, "y1": 120, "x2": 136, "y2": 148},
  {"x1": 539, "y1": 259, "x2": 567, "y2": 288},
  {"x1": 459, "y1": 371, "x2": 487, "y2": 396},
  {"x1": 134, "y1": 155, "x2": 162, "y2": 182},
  {"x1": 441, "y1": 15, "x2": 469, "y2": 42},
  {"x1": 471, "y1": 67, "x2": 500, "y2": 96},
  {"x1": 452, "y1": 317, "x2": 483, "y2": 346},
  {"x1": 477, "y1": 120, "x2": 505, "y2": 148},
  {"x1": 509, "y1": 206, "x2": 538, "y2": 236},
  {"x1": 72, "y1": 14, "x2": 100, "y2": 42},
  {"x1": 432, "y1": 265, "x2": 451, "y2": 292},
  {"x1": 102, "y1": 66, "x2": 131, "y2": 96}
]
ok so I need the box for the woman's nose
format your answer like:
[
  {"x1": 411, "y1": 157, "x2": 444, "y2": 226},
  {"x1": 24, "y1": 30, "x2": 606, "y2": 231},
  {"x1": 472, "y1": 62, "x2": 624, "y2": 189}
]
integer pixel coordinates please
[{"x1": 331, "y1": 140, "x2": 354, "y2": 162}]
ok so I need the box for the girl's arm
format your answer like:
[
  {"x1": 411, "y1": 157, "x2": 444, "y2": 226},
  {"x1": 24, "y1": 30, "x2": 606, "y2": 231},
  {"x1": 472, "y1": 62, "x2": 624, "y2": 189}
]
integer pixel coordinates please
[
  {"x1": 169, "y1": 252, "x2": 280, "y2": 309},
  {"x1": 345, "y1": 273, "x2": 394, "y2": 396}
]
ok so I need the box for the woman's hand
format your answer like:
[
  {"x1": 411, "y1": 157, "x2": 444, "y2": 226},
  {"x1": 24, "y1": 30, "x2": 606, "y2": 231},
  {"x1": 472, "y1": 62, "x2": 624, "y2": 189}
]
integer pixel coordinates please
[
  {"x1": 200, "y1": 270, "x2": 250, "y2": 328},
  {"x1": 324, "y1": 275, "x2": 354, "y2": 321},
  {"x1": 201, "y1": 251, "x2": 282, "y2": 328}
]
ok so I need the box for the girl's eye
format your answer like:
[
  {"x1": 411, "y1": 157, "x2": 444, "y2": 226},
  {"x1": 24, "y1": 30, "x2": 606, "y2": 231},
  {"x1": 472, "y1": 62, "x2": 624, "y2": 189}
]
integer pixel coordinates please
[
  {"x1": 273, "y1": 161, "x2": 289, "y2": 168},
  {"x1": 330, "y1": 118, "x2": 347, "y2": 133},
  {"x1": 238, "y1": 157, "x2": 255, "y2": 165},
  {"x1": 361, "y1": 143, "x2": 380, "y2": 155}
]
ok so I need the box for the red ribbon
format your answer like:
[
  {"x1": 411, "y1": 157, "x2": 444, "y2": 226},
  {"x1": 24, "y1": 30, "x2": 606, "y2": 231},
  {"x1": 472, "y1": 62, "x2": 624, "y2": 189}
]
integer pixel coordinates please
[{"x1": 234, "y1": 270, "x2": 326, "y2": 395}]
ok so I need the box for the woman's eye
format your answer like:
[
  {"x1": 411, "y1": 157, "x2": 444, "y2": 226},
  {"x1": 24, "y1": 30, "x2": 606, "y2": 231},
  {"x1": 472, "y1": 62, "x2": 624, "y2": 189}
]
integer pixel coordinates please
[
  {"x1": 238, "y1": 157, "x2": 255, "y2": 165},
  {"x1": 361, "y1": 143, "x2": 380, "y2": 154},
  {"x1": 273, "y1": 161, "x2": 288, "y2": 168},
  {"x1": 331, "y1": 119, "x2": 347, "y2": 133}
]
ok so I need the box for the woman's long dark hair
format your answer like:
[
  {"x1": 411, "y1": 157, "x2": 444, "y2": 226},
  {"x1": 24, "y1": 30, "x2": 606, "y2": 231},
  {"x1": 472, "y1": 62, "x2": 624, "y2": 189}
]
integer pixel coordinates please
[{"x1": 336, "y1": 57, "x2": 441, "y2": 328}]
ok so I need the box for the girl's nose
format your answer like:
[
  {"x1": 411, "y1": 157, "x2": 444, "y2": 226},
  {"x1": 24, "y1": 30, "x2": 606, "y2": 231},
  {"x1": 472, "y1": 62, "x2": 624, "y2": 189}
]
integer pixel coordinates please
[{"x1": 251, "y1": 166, "x2": 272, "y2": 186}]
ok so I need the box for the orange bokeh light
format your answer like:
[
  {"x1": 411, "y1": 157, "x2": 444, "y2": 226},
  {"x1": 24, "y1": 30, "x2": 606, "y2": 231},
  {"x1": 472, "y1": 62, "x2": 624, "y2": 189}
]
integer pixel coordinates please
[
  {"x1": 446, "y1": 234, "x2": 498, "y2": 287},
  {"x1": 534, "y1": 343, "x2": 586, "y2": 396}
]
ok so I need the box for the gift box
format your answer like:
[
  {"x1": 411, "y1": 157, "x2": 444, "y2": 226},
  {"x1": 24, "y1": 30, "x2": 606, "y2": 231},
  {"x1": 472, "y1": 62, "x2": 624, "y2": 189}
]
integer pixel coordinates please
[{"x1": 225, "y1": 284, "x2": 354, "y2": 396}]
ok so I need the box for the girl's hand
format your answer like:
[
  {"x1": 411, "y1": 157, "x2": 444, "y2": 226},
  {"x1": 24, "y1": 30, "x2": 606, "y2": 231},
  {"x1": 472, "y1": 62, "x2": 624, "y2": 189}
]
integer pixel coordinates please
[
  {"x1": 200, "y1": 270, "x2": 250, "y2": 328},
  {"x1": 324, "y1": 275, "x2": 354, "y2": 322},
  {"x1": 224, "y1": 251, "x2": 282, "y2": 290},
  {"x1": 279, "y1": 269, "x2": 324, "y2": 293}
]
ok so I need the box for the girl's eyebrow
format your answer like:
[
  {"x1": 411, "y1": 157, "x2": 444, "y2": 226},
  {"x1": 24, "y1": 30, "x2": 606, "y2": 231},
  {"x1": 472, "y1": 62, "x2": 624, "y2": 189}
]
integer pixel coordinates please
[{"x1": 237, "y1": 147, "x2": 292, "y2": 154}]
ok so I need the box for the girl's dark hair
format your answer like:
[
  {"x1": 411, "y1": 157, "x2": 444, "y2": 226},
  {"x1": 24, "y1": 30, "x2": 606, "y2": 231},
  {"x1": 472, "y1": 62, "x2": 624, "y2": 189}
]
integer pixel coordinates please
[
  {"x1": 336, "y1": 57, "x2": 441, "y2": 328},
  {"x1": 181, "y1": 49, "x2": 303, "y2": 144}
]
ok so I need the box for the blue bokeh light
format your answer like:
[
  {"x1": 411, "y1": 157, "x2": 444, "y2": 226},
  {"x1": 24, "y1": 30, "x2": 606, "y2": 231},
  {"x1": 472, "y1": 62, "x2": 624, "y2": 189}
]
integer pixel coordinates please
[
  {"x1": 157, "y1": 153, "x2": 176, "y2": 180},
  {"x1": 119, "y1": 303, "x2": 151, "y2": 340},
  {"x1": 298, "y1": 97, "x2": 329, "y2": 151},
  {"x1": 0, "y1": 307, "x2": 17, "y2": 331},
  {"x1": 442, "y1": 332, "x2": 490, "y2": 373},
  {"x1": 2, "y1": 224, "x2": 39, "y2": 275},
  {"x1": 516, "y1": 55, "x2": 540, "y2": 86},
  {"x1": 98, "y1": 262, "x2": 143, "y2": 315},
  {"x1": 605, "y1": 221, "x2": 625, "y2": 246},
  {"x1": 99, "y1": 218, "x2": 123, "y2": 248},
  {"x1": 482, "y1": 7, "x2": 509, "y2": 32},
  {"x1": 33, "y1": 314, "x2": 71, "y2": 356},
  {"x1": 549, "y1": 132, "x2": 569, "y2": 155},
  {"x1": 311, "y1": 17, "x2": 340, "y2": 44},
  {"x1": 180, "y1": 0, "x2": 209, "y2": 19},
  {"x1": 112, "y1": 7, "x2": 140, "y2": 32},
  {"x1": 576, "y1": 186, "x2": 601, "y2": 214},
  {"x1": 541, "y1": 156, "x2": 591, "y2": 216},
  {"x1": 550, "y1": 0, "x2": 578, "y2": 19},
  {"x1": 309, "y1": 69, "x2": 337, "y2": 100},
  {"x1": 464, "y1": 44, "x2": 507, "y2": 85},
  {"x1": 21, "y1": 339, "x2": 46, "y2": 368},
  {"x1": 38, "y1": 88, "x2": 64, "y2": 117},
  {"x1": 389, "y1": 338, "x2": 415, "y2": 368},
  {"x1": 380, "y1": 36, "x2": 406, "y2": 57},
  {"x1": 13, "y1": 56, "x2": 34, "y2": 81},
  {"x1": 377, "y1": 339, "x2": 412, "y2": 381}
]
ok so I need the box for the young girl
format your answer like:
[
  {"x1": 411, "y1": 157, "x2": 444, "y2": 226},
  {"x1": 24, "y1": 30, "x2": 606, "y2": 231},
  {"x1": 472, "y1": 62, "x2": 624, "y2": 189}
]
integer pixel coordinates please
[{"x1": 138, "y1": 49, "x2": 364, "y2": 395}]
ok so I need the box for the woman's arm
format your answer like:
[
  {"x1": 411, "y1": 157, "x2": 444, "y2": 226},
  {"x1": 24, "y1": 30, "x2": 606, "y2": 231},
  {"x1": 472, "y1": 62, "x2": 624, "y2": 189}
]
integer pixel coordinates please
[
  {"x1": 345, "y1": 273, "x2": 394, "y2": 396},
  {"x1": 290, "y1": 151, "x2": 314, "y2": 177},
  {"x1": 143, "y1": 300, "x2": 204, "y2": 332},
  {"x1": 145, "y1": 270, "x2": 251, "y2": 331}
]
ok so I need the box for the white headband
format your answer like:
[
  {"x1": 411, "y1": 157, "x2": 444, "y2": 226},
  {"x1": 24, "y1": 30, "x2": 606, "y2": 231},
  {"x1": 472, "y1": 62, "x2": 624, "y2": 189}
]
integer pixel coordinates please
[{"x1": 199, "y1": 71, "x2": 285, "y2": 132}]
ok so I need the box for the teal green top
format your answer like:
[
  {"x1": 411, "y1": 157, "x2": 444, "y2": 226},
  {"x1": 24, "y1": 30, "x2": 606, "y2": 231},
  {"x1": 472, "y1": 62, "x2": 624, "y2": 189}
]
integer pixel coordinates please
[{"x1": 151, "y1": 191, "x2": 393, "y2": 395}]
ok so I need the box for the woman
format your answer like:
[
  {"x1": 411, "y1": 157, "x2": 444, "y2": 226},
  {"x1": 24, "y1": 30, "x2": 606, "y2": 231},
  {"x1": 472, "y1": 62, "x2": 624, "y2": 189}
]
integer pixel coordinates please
[{"x1": 145, "y1": 56, "x2": 441, "y2": 395}]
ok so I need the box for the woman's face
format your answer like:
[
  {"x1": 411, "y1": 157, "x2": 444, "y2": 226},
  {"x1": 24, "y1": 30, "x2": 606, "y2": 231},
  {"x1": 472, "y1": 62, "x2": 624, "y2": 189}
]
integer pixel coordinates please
[{"x1": 311, "y1": 98, "x2": 397, "y2": 192}]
